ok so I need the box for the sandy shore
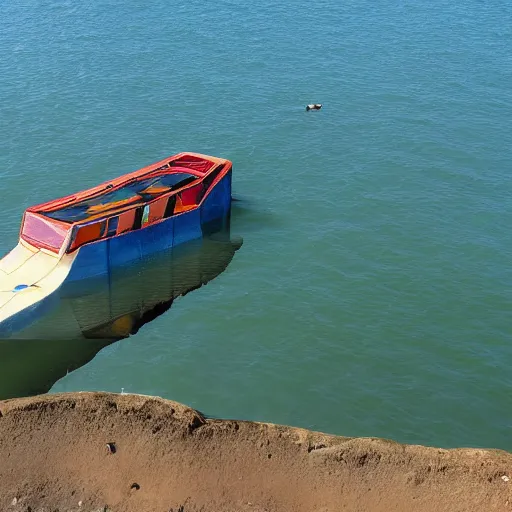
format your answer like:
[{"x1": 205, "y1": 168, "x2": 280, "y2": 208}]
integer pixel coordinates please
[{"x1": 0, "y1": 392, "x2": 510, "y2": 512}]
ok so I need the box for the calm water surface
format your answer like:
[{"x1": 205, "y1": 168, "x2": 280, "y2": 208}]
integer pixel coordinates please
[{"x1": 1, "y1": 0, "x2": 511, "y2": 450}]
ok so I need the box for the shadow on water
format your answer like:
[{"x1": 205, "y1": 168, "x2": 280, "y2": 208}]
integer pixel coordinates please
[
  {"x1": 0, "y1": 338, "x2": 116, "y2": 400},
  {"x1": 230, "y1": 197, "x2": 281, "y2": 233},
  {"x1": 0, "y1": 222, "x2": 243, "y2": 400}
]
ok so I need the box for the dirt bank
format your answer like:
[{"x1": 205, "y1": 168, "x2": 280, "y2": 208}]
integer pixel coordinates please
[{"x1": 0, "y1": 392, "x2": 510, "y2": 512}]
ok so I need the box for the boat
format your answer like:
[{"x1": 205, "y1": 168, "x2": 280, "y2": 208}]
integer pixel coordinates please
[{"x1": 0, "y1": 152, "x2": 234, "y2": 339}]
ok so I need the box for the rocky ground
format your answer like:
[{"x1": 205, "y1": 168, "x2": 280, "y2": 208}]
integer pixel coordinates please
[{"x1": 0, "y1": 392, "x2": 510, "y2": 512}]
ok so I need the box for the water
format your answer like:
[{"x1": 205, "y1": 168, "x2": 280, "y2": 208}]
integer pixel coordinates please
[{"x1": 1, "y1": 0, "x2": 511, "y2": 450}]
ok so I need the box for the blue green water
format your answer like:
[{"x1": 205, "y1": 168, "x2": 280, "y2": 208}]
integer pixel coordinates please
[{"x1": 1, "y1": 0, "x2": 511, "y2": 450}]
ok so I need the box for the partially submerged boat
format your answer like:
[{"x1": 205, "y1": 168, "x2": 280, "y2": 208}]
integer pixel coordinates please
[{"x1": 0, "y1": 152, "x2": 233, "y2": 339}]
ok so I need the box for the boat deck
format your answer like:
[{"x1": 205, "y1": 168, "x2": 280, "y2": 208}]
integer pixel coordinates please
[{"x1": 0, "y1": 243, "x2": 74, "y2": 323}]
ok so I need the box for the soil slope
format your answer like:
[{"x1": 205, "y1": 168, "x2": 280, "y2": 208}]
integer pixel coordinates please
[{"x1": 0, "y1": 392, "x2": 510, "y2": 512}]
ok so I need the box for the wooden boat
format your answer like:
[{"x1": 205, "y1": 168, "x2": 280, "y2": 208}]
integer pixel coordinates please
[{"x1": 0, "y1": 152, "x2": 233, "y2": 339}]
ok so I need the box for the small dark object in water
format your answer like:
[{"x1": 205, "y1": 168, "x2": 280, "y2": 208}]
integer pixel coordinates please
[
  {"x1": 106, "y1": 442, "x2": 116, "y2": 454},
  {"x1": 306, "y1": 103, "x2": 322, "y2": 111}
]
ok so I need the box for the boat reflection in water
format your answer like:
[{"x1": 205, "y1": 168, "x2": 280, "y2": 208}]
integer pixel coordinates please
[{"x1": 0, "y1": 223, "x2": 242, "y2": 399}]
